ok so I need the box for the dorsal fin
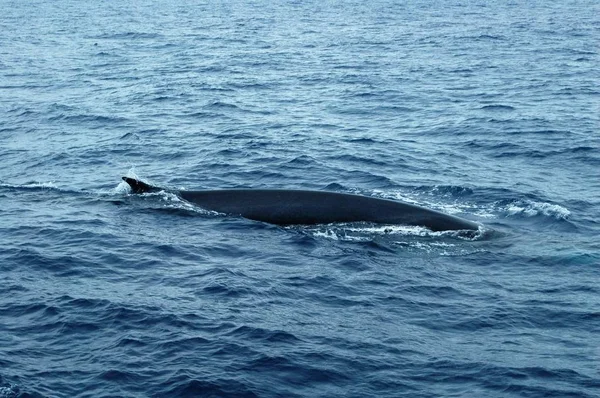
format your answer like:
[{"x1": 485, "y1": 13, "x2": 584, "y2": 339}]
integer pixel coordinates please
[{"x1": 122, "y1": 177, "x2": 161, "y2": 193}]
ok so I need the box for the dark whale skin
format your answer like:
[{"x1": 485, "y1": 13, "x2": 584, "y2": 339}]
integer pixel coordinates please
[{"x1": 123, "y1": 177, "x2": 479, "y2": 231}]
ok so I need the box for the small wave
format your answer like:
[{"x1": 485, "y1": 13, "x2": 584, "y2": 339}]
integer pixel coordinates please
[
  {"x1": 286, "y1": 155, "x2": 317, "y2": 165},
  {"x1": 99, "y1": 369, "x2": 143, "y2": 384},
  {"x1": 225, "y1": 325, "x2": 301, "y2": 344},
  {"x1": 48, "y1": 113, "x2": 129, "y2": 124},
  {"x1": 95, "y1": 32, "x2": 163, "y2": 40},
  {"x1": 0, "y1": 126, "x2": 18, "y2": 133},
  {"x1": 379, "y1": 105, "x2": 415, "y2": 113},
  {"x1": 566, "y1": 145, "x2": 595, "y2": 154},
  {"x1": 202, "y1": 282, "x2": 254, "y2": 297},
  {"x1": 11, "y1": 108, "x2": 37, "y2": 117},
  {"x1": 346, "y1": 137, "x2": 380, "y2": 144},
  {"x1": 203, "y1": 101, "x2": 240, "y2": 110},
  {"x1": 241, "y1": 353, "x2": 350, "y2": 384},
  {"x1": 156, "y1": 376, "x2": 259, "y2": 398},
  {"x1": 0, "y1": 181, "x2": 60, "y2": 193},
  {"x1": 0, "y1": 181, "x2": 57, "y2": 189},
  {"x1": 480, "y1": 104, "x2": 515, "y2": 111},
  {"x1": 333, "y1": 154, "x2": 389, "y2": 167},
  {"x1": 566, "y1": 48, "x2": 596, "y2": 56},
  {"x1": 450, "y1": 67, "x2": 474, "y2": 74},
  {"x1": 227, "y1": 81, "x2": 276, "y2": 90},
  {"x1": 477, "y1": 34, "x2": 505, "y2": 40},
  {"x1": 323, "y1": 182, "x2": 347, "y2": 192},
  {"x1": 119, "y1": 132, "x2": 140, "y2": 140}
]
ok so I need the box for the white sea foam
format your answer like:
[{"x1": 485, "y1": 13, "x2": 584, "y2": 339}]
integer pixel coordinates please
[
  {"x1": 303, "y1": 223, "x2": 486, "y2": 243},
  {"x1": 371, "y1": 187, "x2": 570, "y2": 224},
  {"x1": 0, "y1": 385, "x2": 16, "y2": 398},
  {"x1": 505, "y1": 200, "x2": 570, "y2": 219},
  {"x1": 112, "y1": 180, "x2": 132, "y2": 194}
]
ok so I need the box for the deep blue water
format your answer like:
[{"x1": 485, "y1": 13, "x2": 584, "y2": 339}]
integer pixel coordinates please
[{"x1": 1, "y1": 0, "x2": 599, "y2": 396}]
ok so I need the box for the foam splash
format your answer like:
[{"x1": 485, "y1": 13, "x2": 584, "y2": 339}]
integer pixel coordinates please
[
  {"x1": 301, "y1": 223, "x2": 486, "y2": 242},
  {"x1": 110, "y1": 166, "x2": 141, "y2": 194},
  {"x1": 302, "y1": 223, "x2": 486, "y2": 256},
  {"x1": 113, "y1": 179, "x2": 132, "y2": 194},
  {"x1": 504, "y1": 200, "x2": 570, "y2": 220},
  {"x1": 303, "y1": 223, "x2": 431, "y2": 242}
]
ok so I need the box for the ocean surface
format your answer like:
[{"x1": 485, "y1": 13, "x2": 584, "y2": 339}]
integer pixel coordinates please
[{"x1": 1, "y1": 0, "x2": 599, "y2": 397}]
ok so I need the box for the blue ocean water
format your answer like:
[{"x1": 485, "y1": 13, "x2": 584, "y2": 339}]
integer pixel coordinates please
[{"x1": 1, "y1": 0, "x2": 599, "y2": 396}]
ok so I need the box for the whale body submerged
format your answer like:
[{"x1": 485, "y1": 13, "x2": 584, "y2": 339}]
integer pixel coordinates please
[{"x1": 122, "y1": 177, "x2": 479, "y2": 232}]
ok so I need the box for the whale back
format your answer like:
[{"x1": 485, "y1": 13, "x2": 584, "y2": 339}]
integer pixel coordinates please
[
  {"x1": 178, "y1": 189, "x2": 478, "y2": 231},
  {"x1": 122, "y1": 177, "x2": 479, "y2": 231}
]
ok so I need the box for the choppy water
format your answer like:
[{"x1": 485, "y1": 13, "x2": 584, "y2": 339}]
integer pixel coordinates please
[{"x1": 1, "y1": 1, "x2": 599, "y2": 397}]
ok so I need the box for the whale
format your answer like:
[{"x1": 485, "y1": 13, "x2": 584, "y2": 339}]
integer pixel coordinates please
[{"x1": 122, "y1": 177, "x2": 480, "y2": 232}]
